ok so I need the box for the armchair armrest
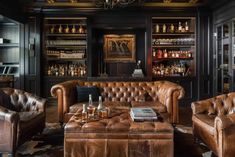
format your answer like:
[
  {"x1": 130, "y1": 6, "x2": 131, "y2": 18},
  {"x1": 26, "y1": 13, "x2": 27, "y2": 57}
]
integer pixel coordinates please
[
  {"x1": 155, "y1": 81, "x2": 185, "y2": 124},
  {"x1": 0, "y1": 106, "x2": 19, "y2": 123},
  {"x1": 0, "y1": 106, "x2": 19, "y2": 152},
  {"x1": 214, "y1": 114, "x2": 235, "y2": 157},
  {"x1": 51, "y1": 80, "x2": 79, "y2": 123}
]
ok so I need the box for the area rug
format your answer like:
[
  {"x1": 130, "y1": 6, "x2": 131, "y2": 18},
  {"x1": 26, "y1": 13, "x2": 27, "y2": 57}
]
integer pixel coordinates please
[
  {"x1": 16, "y1": 123, "x2": 64, "y2": 157},
  {"x1": 175, "y1": 124, "x2": 215, "y2": 157}
]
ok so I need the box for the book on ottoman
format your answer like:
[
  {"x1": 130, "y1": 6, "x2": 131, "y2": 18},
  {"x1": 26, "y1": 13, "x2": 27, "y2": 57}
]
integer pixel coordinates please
[{"x1": 130, "y1": 107, "x2": 158, "y2": 121}]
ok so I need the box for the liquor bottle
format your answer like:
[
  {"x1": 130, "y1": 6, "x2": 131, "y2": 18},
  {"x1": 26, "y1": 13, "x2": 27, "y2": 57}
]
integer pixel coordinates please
[
  {"x1": 82, "y1": 104, "x2": 87, "y2": 123},
  {"x1": 185, "y1": 22, "x2": 189, "y2": 32},
  {"x1": 72, "y1": 25, "x2": 76, "y2": 33},
  {"x1": 162, "y1": 24, "x2": 166, "y2": 33},
  {"x1": 153, "y1": 49, "x2": 156, "y2": 57},
  {"x1": 97, "y1": 96, "x2": 103, "y2": 111},
  {"x1": 170, "y1": 24, "x2": 174, "y2": 33},
  {"x1": 155, "y1": 24, "x2": 160, "y2": 33},
  {"x1": 58, "y1": 25, "x2": 63, "y2": 33},
  {"x1": 65, "y1": 25, "x2": 70, "y2": 33},
  {"x1": 178, "y1": 22, "x2": 182, "y2": 32},
  {"x1": 157, "y1": 49, "x2": 163, "y2": 58},
  {"x1": 78, "y1": 25, "x2": 84, "y2": 34},
  {"x1": 50, "y1": 26, "x2": 55, "y2": 34},
  {"x1": 163, "y1": 49, "x2": 168, "y2": 58},
  {"x1": 87, "y1": 94, "x2": 96, "y2": 118}
]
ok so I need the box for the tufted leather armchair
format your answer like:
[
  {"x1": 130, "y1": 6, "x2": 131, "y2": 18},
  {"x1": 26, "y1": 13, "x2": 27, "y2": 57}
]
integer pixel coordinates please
[
  {"x1": 51, "y1": 80, "x2": 184, "y2": 124},
  {"x1": 0, "y1": 88, "x2": 46, "y2": 155},
  {"x1": 192, "y1": 92, "x2": 235, "y2": 157}
]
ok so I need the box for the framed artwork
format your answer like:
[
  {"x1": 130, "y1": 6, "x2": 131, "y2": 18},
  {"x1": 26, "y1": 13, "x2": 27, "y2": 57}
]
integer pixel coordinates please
[{"x1": 103, "y1": 34, "x2": 136, "y2": 62}]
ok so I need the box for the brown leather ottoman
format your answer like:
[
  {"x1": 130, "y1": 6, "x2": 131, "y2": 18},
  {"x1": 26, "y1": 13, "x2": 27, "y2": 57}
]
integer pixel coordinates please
[{"x1": 64, "y1": 108, "x2": 174, "y2": 157}]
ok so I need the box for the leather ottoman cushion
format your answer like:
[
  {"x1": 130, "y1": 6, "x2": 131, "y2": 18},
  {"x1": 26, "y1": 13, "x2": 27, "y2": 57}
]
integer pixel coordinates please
[
  {"x1": 64, "y1": 107, "x2": 174, "y2": 157},
  {"x1": 65, "y1": 111, "x2": 172, "y2": 133},
  {"x1": 131, "y1": 101, "x2": 167, "y2": 113}
]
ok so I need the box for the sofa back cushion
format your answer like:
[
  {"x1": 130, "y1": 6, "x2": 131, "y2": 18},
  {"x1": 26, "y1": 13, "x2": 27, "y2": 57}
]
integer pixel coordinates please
[
  {"x1": 76, "y1": 86, "x2": 100, "y2": 102},
  {"x1": 1, "y1": 88, "x2": 38, "y2": 112},
  {"x1": 195, "y1": 92, "x2": 235, "y2": 116},
  {"x1": 0, "y1": 89, "x2": 16, "y2": 111},
  {"x1": 78, "y1": 82, "x2": 159, "y2": 102}
]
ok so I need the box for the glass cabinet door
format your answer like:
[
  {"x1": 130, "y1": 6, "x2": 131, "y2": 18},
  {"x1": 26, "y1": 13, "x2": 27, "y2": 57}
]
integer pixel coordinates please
[
  {"x1": 215, "y1": 20, "x2": 235, "y2": 95},
  {"x1": 216, "y1": 26, "x2": 222, "y2": 94},
  {"x1": 222, "y1": 23, "x2": 231, "y2": 93},
  {"x1": 216, "y1": 23, "x2": 232, "y2": 95},
  {"x1": 232, "y1": 20, "x2": 235, "y2": 91}
]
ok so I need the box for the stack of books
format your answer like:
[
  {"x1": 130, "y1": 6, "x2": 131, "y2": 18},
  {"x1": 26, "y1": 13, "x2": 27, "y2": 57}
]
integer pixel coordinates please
[{"x1": 130, "y1": 107, "x2": 158, "y2": 122}]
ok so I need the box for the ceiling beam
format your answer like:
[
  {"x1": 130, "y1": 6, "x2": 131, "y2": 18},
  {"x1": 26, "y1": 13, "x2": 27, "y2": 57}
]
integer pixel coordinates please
[
  {"x1": 189, "y1": 0, "x2": 199, "y2": 4},
  {"x1": 31, "y1": 1, "x2": 204, "y2": 9},
  {"x1": 163, "y1": 0, "x2": 172, "y2": 3},
  {"x1": 32, "y1": 2, "x2": 95, "y2": 8},
  {"x1": 144, "y1": 2, "x2": 203, "y2": 7}
]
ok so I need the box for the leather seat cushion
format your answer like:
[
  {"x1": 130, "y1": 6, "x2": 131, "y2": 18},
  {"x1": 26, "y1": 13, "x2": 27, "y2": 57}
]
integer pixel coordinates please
[
  {"x1": 192, "y1": 114, "x2": 215, "y2": 135},
  {"x1": 131, "y1": 101, "x2": 167, "y2": 113}
]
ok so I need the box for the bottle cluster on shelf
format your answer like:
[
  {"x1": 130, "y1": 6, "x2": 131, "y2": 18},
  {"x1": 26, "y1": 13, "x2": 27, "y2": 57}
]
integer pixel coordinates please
[
  {"x1": 153, "y1": 49, "x2": 192, "y2": 59},
  {"x1": 47, "y1": 63, "x2": 86, "y2": 77},
  {"x1": 152, "y1": 63, "x2": 190, "y2": 77},
  {"x1": 152, "y1": 38, "x2": 194, "y2": 46},
  {"x1": 154, "y1": 21, "x2": 190, "y2": 33},
  {"x1": 49, "y1": 24, "x2": 86, "y2": 34},
  {"x1": 46, "y1": 50, "x2": 85, "y2": 59},
  {"x1": 46, "y1": 40, "x2": 87, "y2": 46}
]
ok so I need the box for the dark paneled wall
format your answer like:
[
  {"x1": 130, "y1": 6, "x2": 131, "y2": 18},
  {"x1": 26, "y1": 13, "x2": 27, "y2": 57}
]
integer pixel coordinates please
[{"x1": 24, "y1": 16, "x2": 41, "y2": 95}]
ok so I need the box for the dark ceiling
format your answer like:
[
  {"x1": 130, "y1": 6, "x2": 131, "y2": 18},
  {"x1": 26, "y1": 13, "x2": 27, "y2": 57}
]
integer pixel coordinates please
[{"x1": 0, "y1": 0, "x2": 231, "y2": 12}]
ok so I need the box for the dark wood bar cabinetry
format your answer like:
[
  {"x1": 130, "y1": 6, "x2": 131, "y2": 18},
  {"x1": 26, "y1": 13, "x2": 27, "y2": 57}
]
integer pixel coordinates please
[
  {"x1": 0, "y1": 0, "x2": 217, "y2": 106},
  {"x1": 42, "y1": 17, "x2": 88, "y2": 97}
]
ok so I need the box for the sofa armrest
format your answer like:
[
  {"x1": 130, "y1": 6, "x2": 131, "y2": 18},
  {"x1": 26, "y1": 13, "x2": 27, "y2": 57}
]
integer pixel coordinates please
[
  {"x1": 51, "y1": 80, "x2": 79, "y2": 123},
  {"x1": 155, "y1": 81, "x2": 185, "y2": 124},
  {"x1": 214, "y1": 114, "x2": 235, "y2": 157}
]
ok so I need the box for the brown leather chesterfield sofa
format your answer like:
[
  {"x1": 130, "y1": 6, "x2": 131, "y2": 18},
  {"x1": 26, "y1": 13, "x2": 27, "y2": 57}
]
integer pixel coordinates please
[
  {"x1": 51, "y1": 80, "x2": 184, "y2": 124},
  {"x1": 0, "y1": 88, "x2": 46, "y2": 155},
  {"x1": 192, "y1": 92, "x2": 235, "y2": 157}
]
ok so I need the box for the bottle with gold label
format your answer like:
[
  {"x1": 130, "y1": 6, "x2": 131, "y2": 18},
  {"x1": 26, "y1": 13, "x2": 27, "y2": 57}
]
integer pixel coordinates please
[
  {"x1": 58, "y1": 25, "x2": 63, "y2": 33},
  {"x1": 170, "y1": 24, "x2": 174, "y2": 33},
  {"x1": 78, "y1": 25, "x2": 84, "y2": 34},
  {"x1": 155, "y1": 24, "x2": 160, "y2": 33},
  {"x1": 71, "y1": 25, "x2": 76, "y2": 33},
  {"x1": 65, "y1": 25, "x2": 70, "y2": 33},
  {"x1": 162, "y1": 24, "x2": 166, "y2": 33}
]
